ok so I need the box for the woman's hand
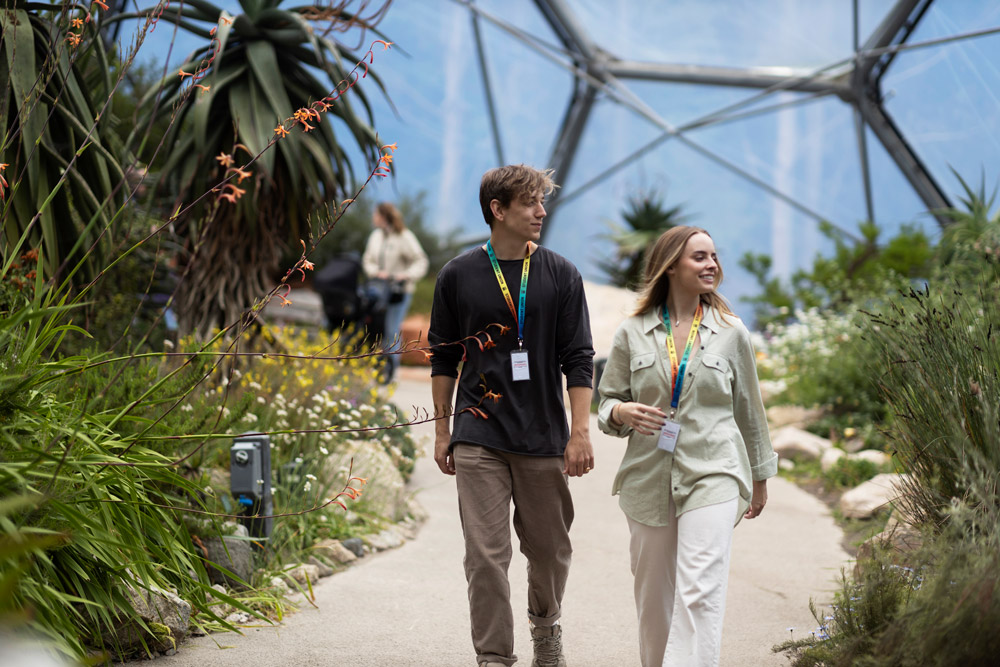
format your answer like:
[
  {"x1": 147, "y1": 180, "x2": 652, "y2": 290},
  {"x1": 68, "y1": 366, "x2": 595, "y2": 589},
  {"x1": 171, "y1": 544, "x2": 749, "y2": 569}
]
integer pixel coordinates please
[
  {"x1": 613, "y1": 402, "x2": 667, "y2": 435},
  {"x1": 744, "y1": 479, "x2": 768, "y2": 519}
]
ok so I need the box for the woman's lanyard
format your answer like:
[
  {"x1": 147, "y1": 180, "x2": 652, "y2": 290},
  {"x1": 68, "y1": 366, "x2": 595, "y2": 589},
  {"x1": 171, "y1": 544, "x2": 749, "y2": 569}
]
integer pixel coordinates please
[
  {"x1": 662, "y1": 303, "x2": 703, "y2": 418},
  {"x1": 486, "y1": 241, "x2": 531, "y2": 381}
]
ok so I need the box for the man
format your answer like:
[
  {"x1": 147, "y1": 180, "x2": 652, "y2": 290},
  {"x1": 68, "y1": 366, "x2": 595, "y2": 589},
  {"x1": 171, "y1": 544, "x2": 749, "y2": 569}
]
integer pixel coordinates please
[{"x1": 429, "y1": 165, "x2": 595, "y2": 667}]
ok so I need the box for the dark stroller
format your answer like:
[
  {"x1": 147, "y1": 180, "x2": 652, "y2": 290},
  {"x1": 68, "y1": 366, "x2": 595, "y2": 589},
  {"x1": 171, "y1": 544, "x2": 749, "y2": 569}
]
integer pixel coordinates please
[{"x1": 313, "y1": 255, "x2": 392, "y2": 380}]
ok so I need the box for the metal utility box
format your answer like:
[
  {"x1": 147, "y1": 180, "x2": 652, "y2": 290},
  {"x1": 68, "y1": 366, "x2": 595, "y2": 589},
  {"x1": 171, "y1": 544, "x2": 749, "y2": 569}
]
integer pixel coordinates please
[{"x1": 230, "y1": 433, "x2": 273, "y2": 542}]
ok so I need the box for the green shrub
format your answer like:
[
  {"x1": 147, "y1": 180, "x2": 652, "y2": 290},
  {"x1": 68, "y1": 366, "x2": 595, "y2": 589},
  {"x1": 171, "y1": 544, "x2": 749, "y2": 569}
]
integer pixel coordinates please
[{"x1": 822, "y1": 457, "x2": 879, "y2": 490}]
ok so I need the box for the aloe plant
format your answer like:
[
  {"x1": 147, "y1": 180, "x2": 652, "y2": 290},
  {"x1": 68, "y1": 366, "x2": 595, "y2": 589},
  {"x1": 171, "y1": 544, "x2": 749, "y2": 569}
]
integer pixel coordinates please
[
  {"x1": 0, "y1": 6, "x2": 126, "y2": 284},
  {"x1": 112, "y1": 0, "x2": 391, "y2": 336}
]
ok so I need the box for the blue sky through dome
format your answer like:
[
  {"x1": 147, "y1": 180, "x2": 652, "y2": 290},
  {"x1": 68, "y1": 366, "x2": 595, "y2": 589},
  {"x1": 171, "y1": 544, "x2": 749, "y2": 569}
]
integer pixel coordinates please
[{"x1": 123, "y1": 0, "x2": 1000, "y2": 322}]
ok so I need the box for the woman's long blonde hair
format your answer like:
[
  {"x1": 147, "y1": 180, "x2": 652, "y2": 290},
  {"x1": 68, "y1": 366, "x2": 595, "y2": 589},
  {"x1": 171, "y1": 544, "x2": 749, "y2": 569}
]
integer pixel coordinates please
[{"x1": 633, "y1": 226, "x2": 734, "y2": 321}]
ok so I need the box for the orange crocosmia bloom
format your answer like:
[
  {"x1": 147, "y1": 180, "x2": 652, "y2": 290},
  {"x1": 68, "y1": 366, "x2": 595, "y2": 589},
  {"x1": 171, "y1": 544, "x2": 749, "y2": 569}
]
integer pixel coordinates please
[
  {"x1": 218, "y1": 183, "x2": 245, "y2": 204},
  {"x1": 215, "y1": 152, "x2": 234, "y2": 168},
  {"x1": 230, "y1": 166, "x2": 251, "y2": 183},
  {"x1": 71, "y1": 18, "x2": 84, "y2": 28},
  {"x1": 373, "y1": 40, "x2": 393, "y2": 50},
  {"x1": 92, "y1": 0, "x2": 109, "y2": 10},
  {"x1": 210, "y1": 26, "x2": 217, "y2": 36},
  {"x1": 484, "y1": 390, "x2": 503, "y2": 404},
  {"x1": 274, "y1": 124, "x2": 289, "y2": 138},
  {"x1": 382, "y1": 142, "x2": 397, "y2": 153},
  {"x1": 194, "y1": 84, "x2": 210, "y2": 93},
  {"x1": 178, "y1": 69, "x2": 193, "y2": 78},
  {"x1": 380, "y1": 153, "x2": 393, "y2": 165},
  {"x1": 220, "y1": 16, "x2": 232, "y2": 25},
  {"x1": 302, "y1": 259, "x2": 315, "y2": 271},
  {"x1": 65, "y1": 33, "x2": 82, "y2": 47},
  {"x1": 350, "y1": 477, "x2": 368, "y2": 486}
]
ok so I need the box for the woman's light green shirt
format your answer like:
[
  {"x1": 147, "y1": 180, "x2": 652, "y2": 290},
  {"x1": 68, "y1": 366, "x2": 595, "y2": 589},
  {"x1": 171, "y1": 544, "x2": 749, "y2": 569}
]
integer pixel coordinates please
[{"x1": 597, "y1": 305, "x2": 777, "y2": 527}]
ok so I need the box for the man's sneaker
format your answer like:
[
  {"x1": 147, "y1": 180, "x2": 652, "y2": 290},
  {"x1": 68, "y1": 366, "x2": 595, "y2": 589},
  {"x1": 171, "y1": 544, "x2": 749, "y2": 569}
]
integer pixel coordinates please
[
  {"x1": 530, "y1": 624, "x2": 567, "y2": 667},
  {"x1": 478, "y1": 663, "x2": 506, "y2": 667}
]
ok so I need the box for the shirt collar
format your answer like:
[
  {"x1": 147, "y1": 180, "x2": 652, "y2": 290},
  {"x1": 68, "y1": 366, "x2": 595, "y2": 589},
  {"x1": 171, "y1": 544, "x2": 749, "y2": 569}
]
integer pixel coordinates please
[{"x1": 642, "y1": 302, "x2": 721, "y2": 334}]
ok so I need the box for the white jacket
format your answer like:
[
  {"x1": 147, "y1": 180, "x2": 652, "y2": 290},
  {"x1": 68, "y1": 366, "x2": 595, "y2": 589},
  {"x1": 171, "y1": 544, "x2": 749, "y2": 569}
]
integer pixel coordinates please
[{"x1": 361, "y1": 228, "x2": 429, "y2": 293}]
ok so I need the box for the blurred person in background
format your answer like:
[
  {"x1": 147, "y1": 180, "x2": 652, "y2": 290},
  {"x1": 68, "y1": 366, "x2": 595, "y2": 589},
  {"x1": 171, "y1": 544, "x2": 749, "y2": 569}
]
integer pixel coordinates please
[{"x1": 362, "y1": 201, "x2": 429, "y2": 382}]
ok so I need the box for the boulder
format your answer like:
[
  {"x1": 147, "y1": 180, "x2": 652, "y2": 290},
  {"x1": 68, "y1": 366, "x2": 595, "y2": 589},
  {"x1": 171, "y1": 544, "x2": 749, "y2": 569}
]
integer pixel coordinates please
[
  {"x1": 820, "y1": 447, "x2": 846, "y2": 473},
  {"x1": 855, "y1": 511, "x2": 924, "y2": 576},
  {"x1": 851, "y1": 449, "x2": 890, "y2": 468},
  {"x1": 313, "y1": 538, "x2": 357, "y2": 564},
  {"x1": 327, "y1": 439, "x2": 409, "y2": 521},
  {"x1": 308, "y1": 556, "x2": 335, "y2": 578},
  {"x1": 766, "y1": 405, "x2": 824, "y2": 430},
  {"x1": 778, "y1": 459, "x2": 795, "y2": 471},
  {"x1": 284, "y1": 563, "x2": 320, "y2": 586},
  {"x1": 838, "y1": 473, "x2": 909, "y2": 519},
  {"x1": 364, "y1": 528, "x2": 404, "y2": 552},
  {"x1": 341, "y1": 537, "x2": 365, "y2": 558},
  {"x1": 202, "y1": 524, "x2": 254, "y2": 588},
  {"x1": 771, "y1": 426, "x2": 832, "y2": 461},
  {"x1": 108, "y1": 580, "x2": 192, "y2": 653}
]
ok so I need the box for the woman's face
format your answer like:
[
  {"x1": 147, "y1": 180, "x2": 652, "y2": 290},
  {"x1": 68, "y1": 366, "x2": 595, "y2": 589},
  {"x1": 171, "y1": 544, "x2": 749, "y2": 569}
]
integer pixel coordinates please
[
  {"x1": 372, "y1": 211, "x2": 386, "y2": 229},
  {"x1": 667, "y1": 232, "x2": 719, "y2": 296}
]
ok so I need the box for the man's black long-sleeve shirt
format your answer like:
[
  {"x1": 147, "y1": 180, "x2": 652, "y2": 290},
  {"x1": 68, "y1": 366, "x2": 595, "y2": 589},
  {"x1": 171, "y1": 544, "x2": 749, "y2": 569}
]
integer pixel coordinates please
[{"x1": 429, "y1": 245, "x2": 595, "y2": 457}]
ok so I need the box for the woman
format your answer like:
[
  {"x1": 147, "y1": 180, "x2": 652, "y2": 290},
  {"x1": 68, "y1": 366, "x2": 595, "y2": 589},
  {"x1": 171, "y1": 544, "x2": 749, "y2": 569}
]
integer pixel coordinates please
[
  {"x1": 362, "y1": 202, "x2": 429, "y2": 382},
  {"x1": 597, "y1": 226, "x2": 776, "y2": 667}
]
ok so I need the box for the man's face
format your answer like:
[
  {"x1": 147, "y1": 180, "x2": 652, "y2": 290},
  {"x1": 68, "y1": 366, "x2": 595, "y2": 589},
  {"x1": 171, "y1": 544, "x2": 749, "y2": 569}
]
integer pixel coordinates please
[{"x1": 493, "y1": 190, "x2": 546, "y2": 242}]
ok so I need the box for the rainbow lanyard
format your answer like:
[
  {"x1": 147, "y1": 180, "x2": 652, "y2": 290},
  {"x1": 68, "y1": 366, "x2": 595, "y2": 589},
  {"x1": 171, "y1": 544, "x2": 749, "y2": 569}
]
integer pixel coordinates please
[
  {"x1": 486, "y1": 240, "x2": 530, "y2": 349},
  {"x1": 662, "y1": 303, "x2": 703, "y2": 412}
]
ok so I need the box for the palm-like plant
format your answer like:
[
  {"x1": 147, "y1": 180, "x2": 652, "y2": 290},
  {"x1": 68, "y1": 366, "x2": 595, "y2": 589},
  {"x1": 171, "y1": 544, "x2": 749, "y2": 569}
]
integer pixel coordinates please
[
  {"x1": 599, "y1": 191, "x2": 689, "y2": 290},
  {"x1": 935, "y1": 171, "x2": 1000, "y2": 276},
  {"x1": 114, "y1": 0, "x2": 390, "y2": 336},
  {"x1": 1, "y1": 6, "x2": 126, "y2": 284}
]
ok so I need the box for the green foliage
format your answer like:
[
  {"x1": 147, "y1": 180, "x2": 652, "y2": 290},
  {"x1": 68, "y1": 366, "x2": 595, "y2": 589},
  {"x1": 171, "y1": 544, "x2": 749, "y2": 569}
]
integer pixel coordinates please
[
  {"x1": 1, "y1": 8, "x2": 126, "y2": 284},
  {"x1": 822, "y1": 457, "x2": 879, "y2": 490},
  {"x1": 600, "y1": 191, "x2": 689, "y2": 289},
  {"x1": 741, "y1": 221, "x2": 932, "y2": 328},
  {"x1": 863, "y1": 283, "x2": 1000, "y2": 528}
]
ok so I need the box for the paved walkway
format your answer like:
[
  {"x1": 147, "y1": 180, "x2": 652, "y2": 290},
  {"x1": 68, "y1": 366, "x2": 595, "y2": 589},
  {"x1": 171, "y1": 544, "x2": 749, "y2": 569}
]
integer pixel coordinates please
[{"x1": 142, "y1": 372, "x2": 850, "y2": 667}]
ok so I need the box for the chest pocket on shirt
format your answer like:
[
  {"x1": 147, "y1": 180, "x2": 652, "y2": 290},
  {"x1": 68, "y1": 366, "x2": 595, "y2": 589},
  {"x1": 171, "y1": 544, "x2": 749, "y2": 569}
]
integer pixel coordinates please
[
  {"x1": 699, "y1": 352, "x2": 733, "y2": 401},
  {"x1": 630, "y1": 352, "x2": 656, "y2": 373}
]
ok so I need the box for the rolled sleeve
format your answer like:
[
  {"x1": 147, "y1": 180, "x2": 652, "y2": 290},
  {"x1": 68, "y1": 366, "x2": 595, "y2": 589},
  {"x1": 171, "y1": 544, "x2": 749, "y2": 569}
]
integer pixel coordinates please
[
  {"x1": 732, "y1": 324, "x2": 777, "y2": 481},
  {"x1": 597, "y1": 327, "x2": 634, "y2": 437}
]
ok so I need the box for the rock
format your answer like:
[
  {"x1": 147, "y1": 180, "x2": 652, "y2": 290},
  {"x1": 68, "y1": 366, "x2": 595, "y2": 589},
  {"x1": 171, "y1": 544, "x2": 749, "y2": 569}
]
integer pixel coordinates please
[
  {"x1": 406, "y1": 497, "x2": 429, "y2": 522},
  {"x1": 202, "y1": 527, "x2": 254, "y2": 588},
  {"x1": 108, "y1": 580, "x2": 192, "y2": 653},
  {"x1": 855, "y1": 511, "x2": 924, "y2": 576},
  {"x1": 269, "y1": 576, "x2": 290, "y2": 594},
  {"x1": 778, "y1": 459, "x2": 795, "y2": 471},
  {"x1": 851, "y1": 449, "x2": 889, "y2": 467},
  {"x1": 284, "y1": 563, "x2": 320, "y2": 586},
  {"x1": 308, "y1": 556, "x2": 335, "y2": 577},
  {"x1": 327, "y1": 439, "x2": 409, "y2": 521},
  {"x1": 820, "y1": 447, "x2": 846, "y2": 473},
  {"x1": 842, "y1": 437, "x2": 866, "y2": 453},
  {"x1": 766, "y1": 405, "x2": 825, "y2": 430},
  {"x1": 163, "y1": 649, "x2": 178, "y2": 657},
  {"x1": 313, "y1": 538, "x2": 358, "y2": 564},
  {"x1": 224, "y1": 611, "x2": 253, "y2": 625},
  {"x1": 397, "y1": 518, "x2": 419, "y2": 540},
  {"x1": 771, "y1": 426, "x2": 832, "y2": 461},
  {"x1": 341, "y1": 537, "x2": 365, "y2": 558},
  {"x1": 364, "y1": 528, "x2": 404, "y2": 551},
  {"x1": 838, "y1": 473, "x2": 910, "y2": 519}
]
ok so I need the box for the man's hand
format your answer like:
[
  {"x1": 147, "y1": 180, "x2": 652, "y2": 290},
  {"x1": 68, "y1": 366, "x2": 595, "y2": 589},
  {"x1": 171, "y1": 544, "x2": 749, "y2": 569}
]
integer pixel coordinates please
[
  {"x1": 434, "y1": 433, "x2": 455, "y2": 475},
  {"x1": 563, "y1": 431, "x2": 594, "y2": 477},
  {"x1": 564, "y1": 386, "x2": 594, "y2": 477},
  {"x1": 744, "y1": 479, "x2": 768, "y2": 519}
]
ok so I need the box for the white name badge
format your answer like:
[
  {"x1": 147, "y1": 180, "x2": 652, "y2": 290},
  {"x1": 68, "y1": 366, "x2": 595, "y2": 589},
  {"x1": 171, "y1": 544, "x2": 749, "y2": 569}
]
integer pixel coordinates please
[
  {"x1": 657, "y1": 421, "x2": 681, "y2": 452},
  {"x1": 511, "y1": 350, "x2": 530, "y2": 381}
]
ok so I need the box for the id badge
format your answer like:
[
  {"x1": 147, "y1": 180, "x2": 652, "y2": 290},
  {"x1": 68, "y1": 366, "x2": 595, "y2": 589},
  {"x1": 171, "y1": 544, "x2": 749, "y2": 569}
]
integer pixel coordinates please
[
  {"x1": 657, "y1": 421, "x2": 681, "y2": 452},
  {"x1": 510, "y1": 349, "x2": 530, "y2": 381}
]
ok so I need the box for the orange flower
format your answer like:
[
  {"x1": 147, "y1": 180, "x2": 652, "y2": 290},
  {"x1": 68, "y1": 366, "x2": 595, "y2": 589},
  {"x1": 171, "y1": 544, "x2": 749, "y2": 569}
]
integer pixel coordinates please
[
  {"x1": 178, "y1": 69, "x2": 193, "y2": 78},
  {"x1": 215, "y1": 152, "x2": 234, "y2": 168},
  {"x1": 484, "y1": 390, "x2": 503, "y2": 404},
  {"x1": 277, "y1": 285, "x2": 292, "y2": 307},
  {"x1": 220, "y1": 16, "x2": 232, "y2": 25},
  {"x1": 92, "y1": 0, "x2": 109, "y2": 10},
  {"x1": 194, "y1": 83, "x2": 211, "y2": 93},
  {"x1": 379, "y1": 153, "x2": 393, "y2": 165},
  {"x1": 382, "y1": 142, "x2": 398, "y2": 153},
  {"x1": 218, "y1": 183, "x2": 245, "y2": 204},
  {"x1": 71, "y1": 18, "x2": 84, "y2": 29},
  {"x1": 65, "y1": 33, "x2": 82, "y2": 48},
  {"x1": 373, "y1": 40, "x2": 393, "y2": 50},
  {"x1": 274, "y1": 124, "x2": 289, "y2": 138},
  {"x1": 421, "y1": 349, "x2": 434, "y2": 362},
  {"x1": 21, "y1": 248, "x2": 39, "y2": 262},
  {"x1": 229, "y1": 166, "x2": 252, "y2": 183}
]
